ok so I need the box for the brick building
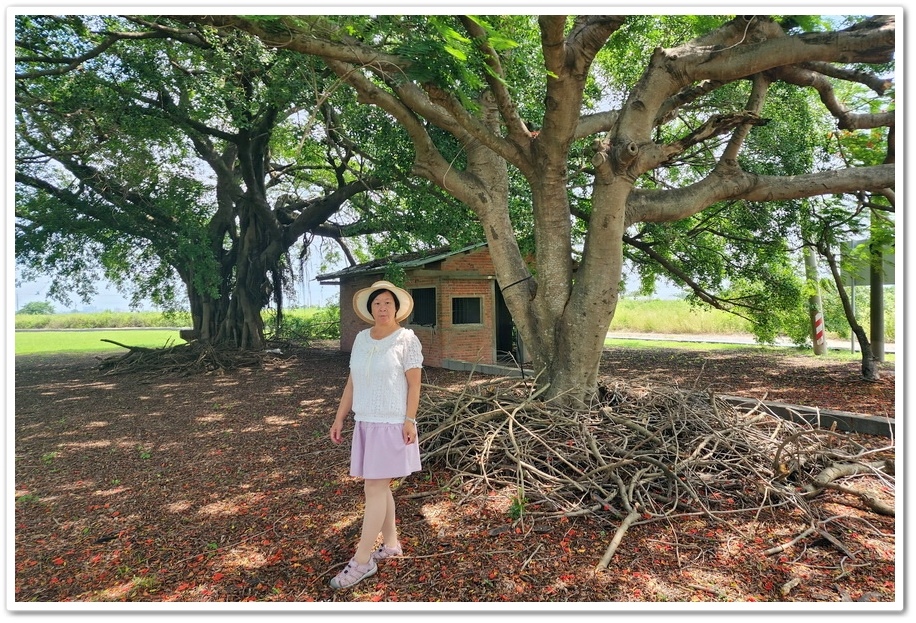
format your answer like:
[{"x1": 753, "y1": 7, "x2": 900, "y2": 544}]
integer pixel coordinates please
[{"x1": 316, "y1": 243, "x2": 528, "y2": 372}]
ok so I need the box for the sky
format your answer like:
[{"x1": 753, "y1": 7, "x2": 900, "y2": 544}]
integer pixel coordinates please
[{"x1": 12, "y1": 253, "x2": 346, "y2": 312}]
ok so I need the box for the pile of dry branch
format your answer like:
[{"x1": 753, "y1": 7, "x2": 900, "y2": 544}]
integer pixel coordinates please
[
  {"x1": 418, "y1": 376, "x2": 895, "y2": 568},
  {"x1": 96, "y1": 339, "x2": 293, "y2": 377}
]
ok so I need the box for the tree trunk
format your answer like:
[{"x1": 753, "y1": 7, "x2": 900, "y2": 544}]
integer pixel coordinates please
[
  {"x1": 181, "y1": 200, "x2": 274, "y2": 350},
  {"x1": 819, "y1": 242, "x2": 880, "y2": 382},
  {"x1": 852, "y1": 325, "x2": 880, "y2": 382},
  {"x1": 438, "y1": 91, "x2": 629, "y2": 406},
  {"x1": 185, "y1": 272, "x2": 269, "y2": 350}
]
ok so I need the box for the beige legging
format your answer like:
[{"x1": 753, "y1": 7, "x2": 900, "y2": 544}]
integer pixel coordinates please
[{"x1": 354, "y1": 478, "x2": 398, "y2": 564}]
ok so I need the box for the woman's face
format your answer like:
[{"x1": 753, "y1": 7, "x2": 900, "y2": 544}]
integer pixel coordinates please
[{"x1": 371, "y1": 291, "x2": 398, "y2": 325}]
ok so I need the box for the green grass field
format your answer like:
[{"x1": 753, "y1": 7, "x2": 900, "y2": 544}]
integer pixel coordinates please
[
  {"x1": 14, "y1": 329, "x2": 184, "y2": 355},
  {"x1": 12, "y1": 328, "x2": 890, "y2": 365}
]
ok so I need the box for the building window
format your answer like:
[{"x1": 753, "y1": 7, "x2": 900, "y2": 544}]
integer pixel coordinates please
[
  {"x1": 452, "y1": 297, "x2": 482, "y2": 325},
  {"x1": 409, "y1": 287, "x2": 436, "y2": 326}
]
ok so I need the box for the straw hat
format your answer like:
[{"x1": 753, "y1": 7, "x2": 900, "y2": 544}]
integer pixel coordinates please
[{"x1": 352, "y1": 280, "x2": 414, "y2": 324}]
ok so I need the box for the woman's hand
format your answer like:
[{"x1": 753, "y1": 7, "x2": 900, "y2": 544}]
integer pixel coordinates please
[
  {"x1": 402, "y1": 419, "x2": 417, "y2": 445},
  {"x1": 330, "y1": 419, "x2": 345, "y2": 444}
]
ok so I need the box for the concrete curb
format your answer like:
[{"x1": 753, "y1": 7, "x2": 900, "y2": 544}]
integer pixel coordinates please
[
  {"x1": 719, "y1": 395, "x2": 895, "y2": 439},
  {"x1": 442, "y1": 358, "x2": 530, "y2": 378}
]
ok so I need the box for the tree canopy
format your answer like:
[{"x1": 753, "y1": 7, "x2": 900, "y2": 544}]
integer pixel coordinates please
[
  {"x1": 15, "y1": 15, "x2": 481, "y2": 348},
  {"x1": 171, "y1": 14, "x2": 895, "y2": 401}
]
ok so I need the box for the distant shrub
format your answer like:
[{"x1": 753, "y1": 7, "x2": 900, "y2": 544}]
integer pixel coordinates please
[
  {"x1": 14, "y1": 310, "x2": 189, "y2": 330},
  {"x1": 268, "y1": 305, "x2": 340, "y2": 342},
  {"x1": 307, "y1": 305, "x2": 341, "y2": 339},
  {"x1": 15, "y1": 314, "x2": 53, "y2": 329},
  {"x1": 16, "y1": 301, "x2": 55, "y2": 315}
]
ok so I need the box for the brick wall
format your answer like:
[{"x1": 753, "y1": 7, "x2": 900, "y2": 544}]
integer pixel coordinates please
[
  {"x1": 338, "y1": 275, "x2": 379, "y2": 352},
  {"x1": 438, "y1": 278, "x2": 494, "y2": 368},
  {"x1": 336, "y1": 246, "x2": 499, "y2": 368}
]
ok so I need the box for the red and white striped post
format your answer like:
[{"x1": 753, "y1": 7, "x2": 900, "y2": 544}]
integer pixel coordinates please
[{"x1": 812, "y1": 311, "x2": 826, "y2": 354}]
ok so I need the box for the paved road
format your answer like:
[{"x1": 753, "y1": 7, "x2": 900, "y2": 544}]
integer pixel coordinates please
[{"x1": 606, "y1": 331, "x2": 895, "y2": 354}]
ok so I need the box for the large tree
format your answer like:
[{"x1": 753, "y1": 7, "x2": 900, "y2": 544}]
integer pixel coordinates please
[
  {"x1": 169, "y1": 14, "x2": 895, "y2": 402},
  {"x1": 14, "y1": 16, "x2": 480, "y2": 349}
]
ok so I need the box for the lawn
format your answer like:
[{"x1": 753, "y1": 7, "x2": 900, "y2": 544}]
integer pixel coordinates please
[{"x1": 14, "y1": 329, "x2": 183, "y2": 355}]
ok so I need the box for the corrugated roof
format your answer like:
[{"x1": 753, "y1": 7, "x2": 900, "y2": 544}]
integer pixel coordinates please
[{"x1": 315, "y1": 242, "x2": 487, "y2": 281}]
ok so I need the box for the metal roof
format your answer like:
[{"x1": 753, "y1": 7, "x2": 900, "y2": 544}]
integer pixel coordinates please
[{"x1": 315, "y1": 242, "x2": 487, "y2": 281}]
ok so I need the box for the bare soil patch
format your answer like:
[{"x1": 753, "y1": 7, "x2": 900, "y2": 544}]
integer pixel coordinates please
[{"x1": 13, "y1": 343, "x2": 896, "y2": 606}]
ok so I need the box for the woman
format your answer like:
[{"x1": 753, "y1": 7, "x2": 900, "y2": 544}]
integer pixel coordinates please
[{"x1": 328, "y1": 280, "x2": 423, "y2": 589}]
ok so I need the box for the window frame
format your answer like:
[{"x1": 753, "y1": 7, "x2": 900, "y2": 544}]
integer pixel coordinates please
[
  {"x1": 451, "y1": 295, "x2": 483, "y2": 326},
  {"x1": 408, "y1": 286, "x2": 437, "y2": 327}
]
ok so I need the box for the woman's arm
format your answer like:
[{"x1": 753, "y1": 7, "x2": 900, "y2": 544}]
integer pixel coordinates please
[
  {"x1": 330, "y1": 374, "x2": 354, "y2": 444},
  {"x1": 402, "y1": 367, "x2": 421, "y2": 444}
]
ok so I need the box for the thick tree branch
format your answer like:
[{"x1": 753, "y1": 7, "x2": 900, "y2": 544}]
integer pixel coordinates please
[
  {"x1": 627, "y1": 15, "x2": 894, "y2": 141},
  {"x1": 769, "y1": 65, "x2": 895, "y2": 130},
  {"x1": 799, "y1": 60, "x2": 892, "y2": 95},
  {"x1": 458, "y1": 16, "x2": 530, "y2": 147},
  {"x1": 626, "y1": 164, "x2": 895, "y2": 226},
  {"x1": 318, "y1": 58, "x2": 487, "y2": 210},
  {"x1": 174, "y1": 14, "x2": 420, "y2": 83},
  {"x1": 283, "y1": 177, "x2": 385, "y2": 246}
]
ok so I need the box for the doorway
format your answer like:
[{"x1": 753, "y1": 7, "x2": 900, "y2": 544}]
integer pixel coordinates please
[{"x1": 494, "y1": 285, "x2": 525, "y2": 365}]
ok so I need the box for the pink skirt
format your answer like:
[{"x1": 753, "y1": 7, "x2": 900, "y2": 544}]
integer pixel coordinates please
[{"x1": 349, "y1": 420, "x2": 422, "y2": 479}]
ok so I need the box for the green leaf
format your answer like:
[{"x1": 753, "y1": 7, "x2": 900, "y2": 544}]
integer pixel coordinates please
[{"x1": 443, "y1": 45, "x2": 468, "y2": 61}]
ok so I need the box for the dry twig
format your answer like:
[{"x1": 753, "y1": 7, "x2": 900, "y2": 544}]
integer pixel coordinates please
[{"x1": 418, "y1": 377, "x2": 895, "y2": 565}]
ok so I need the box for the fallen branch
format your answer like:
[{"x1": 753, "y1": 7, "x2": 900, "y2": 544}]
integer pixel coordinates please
[
  {"x1": 595, "y1": 504, "x2": 641, "y2": 571},
  {"x1": 97, "y1": 341, "x2": 275, "y2": 377},
  {"x1": 688, "y1": 583, "x2": 727, "y2": 598},
  {"x1": 819, "y1": 482, "x2": 895, "y2": 516},
  {"x1": 99, "y1": 338, "x2": 155, "y2": 351},
  {"x1": 780, "y1": 577, "x2": 802, "y2": 596},
  {"x1": 806, "y1": 461, "x2": 888, "y2": 489},
  {"x1": 520, "y1": 542, "x2": 543, "y2": 572},
  {"x1": 801, "y1": 461, "x2": 895, "y2": 516},
  {"x1": 763, "y1": 526, "x2": 817, "y2": 556}
]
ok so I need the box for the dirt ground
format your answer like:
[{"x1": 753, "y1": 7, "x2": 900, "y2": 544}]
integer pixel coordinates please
[{"x1": 12, "y1": 342, "x2": 896, "y2": 608}]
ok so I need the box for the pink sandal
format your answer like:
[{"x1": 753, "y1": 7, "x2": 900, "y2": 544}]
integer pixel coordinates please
[
  {"x1": 370, "y1": 544, "x2": 403, "y2": 561},
  {"x1": 329, "y1": 557, "x2": 377, "y2": 589}
]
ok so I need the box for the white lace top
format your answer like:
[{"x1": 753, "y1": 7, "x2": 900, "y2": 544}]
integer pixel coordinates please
[{"x1": 350, "y1": 327, "x2": 423, "y2": 423}]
